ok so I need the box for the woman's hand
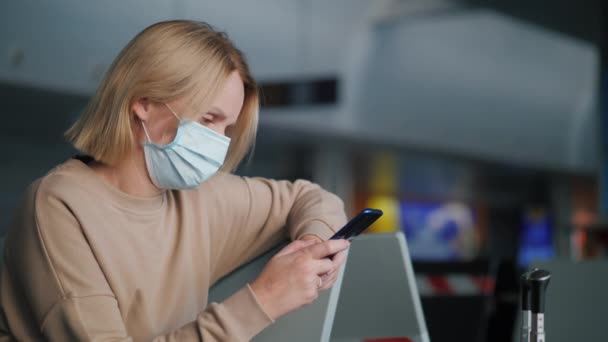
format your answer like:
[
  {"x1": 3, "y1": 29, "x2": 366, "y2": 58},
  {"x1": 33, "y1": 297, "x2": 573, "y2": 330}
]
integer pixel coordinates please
[
  {"x1": 297, "y1": 235, "x2": 347, "y2": 291},
  {"x1": 250, "y1": 239, "x2": 350, "y2": 320}
]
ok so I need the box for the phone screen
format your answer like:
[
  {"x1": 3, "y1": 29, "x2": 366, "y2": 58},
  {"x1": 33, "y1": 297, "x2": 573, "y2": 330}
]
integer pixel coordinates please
[{"x1": 330, "y1": 208, "x2": 383, "y2": 241}]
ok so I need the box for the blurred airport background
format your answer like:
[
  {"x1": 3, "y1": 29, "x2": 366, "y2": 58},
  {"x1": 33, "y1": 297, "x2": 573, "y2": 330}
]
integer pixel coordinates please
[{"x1": 1, "y1": 1, "x2": 607, "y2": 341}]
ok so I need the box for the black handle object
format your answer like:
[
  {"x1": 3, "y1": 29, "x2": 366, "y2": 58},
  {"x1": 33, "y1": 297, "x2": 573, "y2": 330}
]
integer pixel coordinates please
[
  {"x1": 520, "y1": 269, "x2": 537, "y2": 311},
  {"x1": 520, "y1": 269, "x2": 536, "y2": 342},
  {"x1": 523, "y1": 269, "x2": 551, "y2": 342},
  {"x1": 529, "y1": 269, "x2": 551, "y2": 314}
]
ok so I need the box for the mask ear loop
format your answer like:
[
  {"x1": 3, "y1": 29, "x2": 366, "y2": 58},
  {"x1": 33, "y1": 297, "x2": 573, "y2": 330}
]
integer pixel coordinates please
[
  {"x1": 140, "y1": 103, "x2": 181, "y2": 143},
  {"x1": 140, "y1": 121, "x2": 153, "y2": 143},
  {"x1": 165, "y1": 103, "x2": 181, "y2": 121}
]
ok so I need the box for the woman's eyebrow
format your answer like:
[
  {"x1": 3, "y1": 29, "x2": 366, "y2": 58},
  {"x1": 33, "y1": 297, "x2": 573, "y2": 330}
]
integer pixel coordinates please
[{"x1": 208, "y1": 106, "x2": 238, "y2": 125}]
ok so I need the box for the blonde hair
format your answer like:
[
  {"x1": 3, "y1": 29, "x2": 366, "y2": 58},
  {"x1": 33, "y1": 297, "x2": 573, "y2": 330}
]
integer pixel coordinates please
[{"x1": 65, "y1": 20, "x2": 258, "y2": 172}]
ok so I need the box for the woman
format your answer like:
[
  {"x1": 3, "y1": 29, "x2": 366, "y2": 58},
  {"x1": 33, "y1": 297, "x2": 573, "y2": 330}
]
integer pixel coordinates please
[{"x1": 0, "y1": 20, "x2": 349, "y2": 341}]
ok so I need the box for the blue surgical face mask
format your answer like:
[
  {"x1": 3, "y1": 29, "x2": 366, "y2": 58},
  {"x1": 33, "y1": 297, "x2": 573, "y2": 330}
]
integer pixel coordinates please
[{"x1": 141, "y1": 104, "x2": 231, "y2": 190}]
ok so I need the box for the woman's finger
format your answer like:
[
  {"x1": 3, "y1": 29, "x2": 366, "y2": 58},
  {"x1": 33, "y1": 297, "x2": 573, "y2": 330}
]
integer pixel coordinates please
[
  {"x1": 331, "y1": 249, "x2": 347, "y2": 267},
  {"x1": 321, "y1": 270, "x2": 336, "y2": 283},
  {"x1": 275, "y1": 239, "x2": 318, "y2": 257},
  {"x1": 319, "y1": 272, "x2": 338, "y2": 291},
  {"x1": 307, "y1": 240, "x2": 350, "y2": 259},
  {"x1": 311, "y1": 257, "x2": 334, "y2": 275}
]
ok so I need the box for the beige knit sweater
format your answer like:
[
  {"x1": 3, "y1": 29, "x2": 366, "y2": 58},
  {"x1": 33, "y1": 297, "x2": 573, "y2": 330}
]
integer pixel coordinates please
[{"x1": 0, "y1": 158, "x2": 346, "y2": 341}]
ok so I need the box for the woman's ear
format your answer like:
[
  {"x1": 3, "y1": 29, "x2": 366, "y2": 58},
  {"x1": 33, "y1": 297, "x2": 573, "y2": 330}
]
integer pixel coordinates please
[{"x1": 132, "y1": 97, "x2": 151, "y2": 122}]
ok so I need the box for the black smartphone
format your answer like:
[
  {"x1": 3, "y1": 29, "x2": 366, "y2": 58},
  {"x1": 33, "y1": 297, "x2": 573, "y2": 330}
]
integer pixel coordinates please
[{"x1": 330, "y1": 208, "x2": 383, "y2": 241}]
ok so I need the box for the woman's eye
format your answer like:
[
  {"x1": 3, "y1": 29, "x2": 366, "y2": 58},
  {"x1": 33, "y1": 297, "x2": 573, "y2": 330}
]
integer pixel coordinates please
[{"x1": 200, "y1": 115, "x2": 214, "y2": 125}]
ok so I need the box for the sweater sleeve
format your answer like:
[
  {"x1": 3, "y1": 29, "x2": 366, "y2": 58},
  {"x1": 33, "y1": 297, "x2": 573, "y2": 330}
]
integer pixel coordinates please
[
  {"x1": 205, "y1": 173, "x2": 347, "y2": 283},
  {"x1": 1, "y1": 179, "x2": 273, "y2": 341}
]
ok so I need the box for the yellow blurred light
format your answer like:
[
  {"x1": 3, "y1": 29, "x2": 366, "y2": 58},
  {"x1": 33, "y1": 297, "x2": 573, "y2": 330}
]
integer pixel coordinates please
[{"x1": 366, "y1": 195, "x2": 400, "y2": 233}]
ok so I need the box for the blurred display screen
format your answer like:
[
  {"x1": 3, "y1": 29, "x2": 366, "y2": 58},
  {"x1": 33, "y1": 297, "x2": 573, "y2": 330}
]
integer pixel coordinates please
[
  {"x1": 518, "y1": 208, "x2": 554, "y2": 267},
  {"x1": 400, "y1": 201, "x2": 479, "y2": 260}
]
